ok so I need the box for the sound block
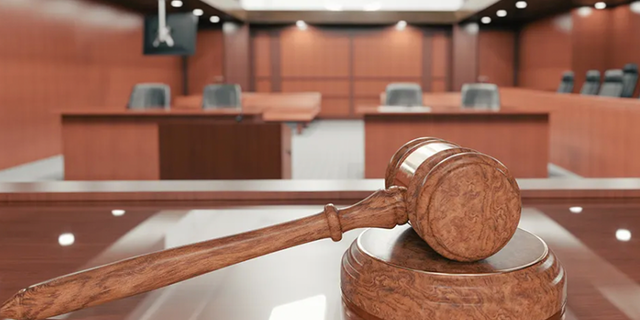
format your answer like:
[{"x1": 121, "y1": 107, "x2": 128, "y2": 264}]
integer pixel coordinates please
[{"x1": 341, "y1": 226, "x2": 566, "y2": 320}]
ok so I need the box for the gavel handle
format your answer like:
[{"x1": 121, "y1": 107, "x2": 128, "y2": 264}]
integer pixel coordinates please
[{"x1": 0, "y1": 187, "x2": 407, "y2": 320}]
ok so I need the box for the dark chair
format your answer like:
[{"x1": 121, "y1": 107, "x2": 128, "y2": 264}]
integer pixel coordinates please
[
  {"x1": 202, "y1": 84, "x2": 242, "y2": 109},
  {"x1": 621, "y1": 63, "x2": 638, "y2": 98},
  {"x1": 128, "y1": 83, "x2": 171, "y2": 109},
  {"x1": 461, "y1": 83, "x2": 500, "y2": 110},
  {"x1": 384, "y1": 83, "x2": 423, "y2": 106},
  {"x1": 598, "y1": 70, "x2": 624, "y2": 98},
  {"x1": 557, "y1": 71, "x2": 574, "y2": 94},
  {"x1": 580, "y1": 70, "x2": 601, "y2": 95}
]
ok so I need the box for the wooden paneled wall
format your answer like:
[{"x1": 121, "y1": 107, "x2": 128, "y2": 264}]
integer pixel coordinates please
[
  {"x1": 478, "y1": 30, "x2": 515, "y2": 87},
  {"x1": 518, "y1": 3, "x2": 640, "y2": 93},
  {"x1": 188, "y1": 29, "x2": 224, "y2": 94},
  {"x1": 251, "y1": 25, "x2": 452, "y2": 118},
  {"x1": 0, "y1": 0, "x2": 182, "y2": 170}
]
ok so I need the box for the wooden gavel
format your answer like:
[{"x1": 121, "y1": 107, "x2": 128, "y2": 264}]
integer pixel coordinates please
[{"x1": 0, "y1": 137, "x2": 521, "y2": 320}]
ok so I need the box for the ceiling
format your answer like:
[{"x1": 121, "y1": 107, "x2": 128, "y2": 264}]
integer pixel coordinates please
[{"x1": 464, "y1": 0, "x2": 635, "y2": 26}]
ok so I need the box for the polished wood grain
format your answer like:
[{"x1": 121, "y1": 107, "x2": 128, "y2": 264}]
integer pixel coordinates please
[
  {"x1": 188, "y1": 29, "x2": 224, "y2": 94},
  {"x1": 518, "y1": 13, "x2": 572, "y2": 91},
  {"x1": 500, "y1": 87, "x2": 640, "y2": 177},
  {"x1": 478, "y1": 30, "x2": 515, "y2": 87},
  {"x1": 352, "y1": 27, "x2": 423, "y2": 78},
  {"x1": 342, "y1": 226, "x2": 565, "y2": 320},
  {"x1": 0, "y1": 0, "x2": 182, "y2": 170},
  {"x1": 223, "y1": 23, "x2": 251, "y2": 90},
  {"x1": 572, "y1": 9, "x2": 609, "y2": 91},
  {"x1": 60, "y1": 111, "x2": 293, "y2": 180},
  {"x1": 359, "y1": 105, "x2": 550, "y2": 178}
]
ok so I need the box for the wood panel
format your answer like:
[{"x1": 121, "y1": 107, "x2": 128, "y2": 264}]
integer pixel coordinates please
[
  {"x1": 362, "y1": 111, "x2": 549, "y2": 179},
  {"x1": 319, "y1": 98, "x2": 351, "y2": 118},
  {"x1": 188, "y1": 29, "x2": 224, "y2": 95},
  {"x1": 281, "y1": 80, "x2": 350, "y2": 98},
  {"x1": 62, "y1": 117, "x2": 160, "y2": 180},
  {"x1": 352, "y1": 27, "x2": 423, "y2": 78},
  {"x1": 280, "y1": 27, "x2": 350, "y2": 78},
  {"x1": 500, "y1": 88, "x2": 640, "y2": 177},
  {"x1": 571, "y1": 9, "x2": 609, "y2": 91},
  {"x1": 431, "y1": 33, "x2": 450, "y2": 79},
  {"x1": 518, "y1": 13, "x2": 572, "y2": 91},
  {"x1": 608, "y1": 4, "x2": 640, "y2": 96},
  {"x1": 256, "y1": 79, "x2": 272, "y2": 93},
  {"x1": 432, "y1": 79, "x2": 448, "y2": 92},
  {"x1": 478, "y1": 30, "x2": 515, "y2": 87},
  {"x1": 223, "y1": 23, "x2": 251, "y2": 90},
  {"x1": 0, "y1": 0, "x2": 182, "y2": 170},
  {"x1": 452, "y1": 24, "x2": 479, "y2": 91},
  {"x1": 158, "y1": 123, "x2": 289, "y2": 180},
  {"x1": 252, "y1": 31, "x2": 272, "y2": 78}
]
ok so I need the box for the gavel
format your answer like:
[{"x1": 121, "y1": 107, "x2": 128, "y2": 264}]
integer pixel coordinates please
[{"x1": 0, "y1": 137, "x2": 521, "y2": 320}]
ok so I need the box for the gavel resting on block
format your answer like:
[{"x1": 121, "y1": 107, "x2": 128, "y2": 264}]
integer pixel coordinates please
[{"x1": 1, "y1": 137, "x2": 566, "y2": 320}]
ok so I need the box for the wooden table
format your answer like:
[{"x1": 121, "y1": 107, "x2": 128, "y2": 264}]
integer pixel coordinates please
[
  {"x1": 0, "y1": 179, "x2": 638, "y2": 320},
  {"x1": 358, "y1": 106, "x2": 550, "y2": 179},
  {"x1": 60, "y1": 109, "x2": 291, "y2": 181}
]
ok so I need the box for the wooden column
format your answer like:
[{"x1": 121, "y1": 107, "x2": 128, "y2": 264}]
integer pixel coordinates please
[
  {"x1": 223, "y1": 22, "x2": 251, "y2": 90},
  {"x1": 452, "y1": 23, "x2": 479, "y2": 90}
]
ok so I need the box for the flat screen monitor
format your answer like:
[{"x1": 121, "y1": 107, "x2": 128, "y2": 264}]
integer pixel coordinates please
[{"x1": 144, "y1": 13, "x2": 197, "y2": 56}]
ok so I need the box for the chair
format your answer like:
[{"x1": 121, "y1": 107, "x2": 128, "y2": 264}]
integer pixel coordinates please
[
  {"x1": 621, "y1": 63, "x2": 638, "y2": 98},
  {"x1": 461, "y1": 83, "x2": 500, "y2": 110},
  {"x1": 598, "y1": 70, "x2": 624, "y2": 97},
  {"x1": 202, "y1": 84, "x2": 242, "y2": 109},
  {"x1": 384, "y1": 83, "x2": 423, "y2": 106},
  {"x1": 557, "y1": 71, "x2": 574, "y2": 93},
  {"x1": 579, "y1": 70, "x2": 601, "y2": 95},
  {"x1": 128, "y1": 83, "x2": 171, "y2": 109}
]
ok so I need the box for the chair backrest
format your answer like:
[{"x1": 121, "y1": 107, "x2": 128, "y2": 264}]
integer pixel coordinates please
[
  {"x1": 598, "y1": 69, "x2": 624, "y2": 97},
  {"x1": 202, "y1": 84, "x2": 242, "y2": 109},
  {"x1": 384, "y1": 83, "x2": 423, "y2": 106},
  {"x1": 621, "y1": 63, "x2": 638, "y2": 98},
  {"x1": 580, "y1": 70, "x2": 601, "y2": 95},
  {"x1": 128, "y1": 83, "x2": 171, "y2": 109},
  {"x1": 557, "y1": 71, "x2": 574, "y2": 94},
  {"x1": 461, "y1": 83, "x2": 500, "y2": 110}
]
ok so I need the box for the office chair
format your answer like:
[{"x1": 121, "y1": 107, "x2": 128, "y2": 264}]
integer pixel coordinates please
[
  {"x1": 202, "y1": 84, "x2": 242, "y2": 109},
  {"x1": 128, "y1": 83, "x2": 171, "y2": 109},
  {"x1": 557, "y1": 71, "x2": 574, "y2": 94},
  {"x1": 622, "y1": 63, "x2": 638, "y2": 98},
  {"x1": 579, "y1": 70, "x2": 601, "y2": 95},
  {"x1": 384, "y1": 83, "x2": 423, "y2": 106},
  {"x1": 461, "y1": 83, "x2": 500, "y2": 110},
  {"x1": 598, "y1": 70, "x2": 624, "y2": 98}
]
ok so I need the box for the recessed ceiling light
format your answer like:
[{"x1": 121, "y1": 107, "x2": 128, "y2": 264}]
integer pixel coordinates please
[
  {"x1": 210, "y1": 16, "x2": 220, "y2": 23},
  {"x1": 296, "y1": 20, "x2": 307, "y2": 30},
  {"x1": 170, "y1": 0, "x2": 182, "y2": 8},
  {"x1": 481, "y1": 16, "x2": 492, "y2": 24},
  {"x1": 616, "y1": 229, "x2": 632, "y2": 242},
  {"x1": 497, "y1": 10, "x2": 507, "y2": 17},
  {"x1": 595, "y1": 2, "x2": 606, "y2": 9},
  {"x1": 112, "y1": 209, "x2": 125, "y2": 217},
  {"x1": 364, "y1": 1, "x2": 382, "y2": 11},
  {"x1": 396, "y1": 20, "x2": 407, "y2": 30},
  {"x1": 515, "y1": 1, "x2": 527, "y2": 9},
  {"x1": 631, "y1": 1, "x2": 640, "y2": 14},
  {"x1": 58, "y1": 233, "x2": 75, "y2": 246},
  {"x1": 193, "y1": 9, "x2": 204, "y2": 16},
  {"x1": 577, "y1": 6, "x2": 593, "y2": 16},
  {"x1": 569, "y1": 206, "x2": 583, "y2": 214}
]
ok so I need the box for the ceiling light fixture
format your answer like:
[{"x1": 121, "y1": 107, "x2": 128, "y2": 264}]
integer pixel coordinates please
[
  {"x1": 616, "y1": 229, "x2": 632, "y2": 242},
  {"x1": 210, "y1": 16, "x2": 220, "y2": 23},
  {"x1": 296, "y1": 20, "x2": 308, "y2": 30},
  {"x1": 58, "y1": 233, "x2": 75, "y2": 246},
  {"x1": 497, "y1": 10, "x2": 507, "y2": 17},
  {"x1": 193, "y1": 9, "x2": 204, "y2": 16},
  {"x1": 631, "y1": 1, "x2": 640, "y2": 14},
  {"x1": 112, "y1": 209, "x2": 126, "y2": 217},
  {"x1": 515, "y1": 1, "x2": 527, "y2": 9},
  {"x1": 396, "y1": 20, "x2": 407, "y2": 30},
  {"x1": 569, "y1": 206, "x2": 583, "y2": 214},
  {"x1": 170, "y1": 0, "x2": 182, "y2": 8},
  {"x1": 481, "y1": 16, "x2": 492, "y2": 24},
  {"x1": 577, "y1": 6, "x2": 593, "y2": 16},
  {"x1": 595, "y1": 2, "x2": 607, "y2": 9}
]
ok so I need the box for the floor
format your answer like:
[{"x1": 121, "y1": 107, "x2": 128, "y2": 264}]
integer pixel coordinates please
[{"x1": 0, "y1": 120, "x2": 576, "y2": 181}]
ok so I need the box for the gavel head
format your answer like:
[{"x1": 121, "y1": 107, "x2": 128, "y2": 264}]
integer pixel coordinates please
[{"x1": 386, "y1": 138, "x2": 521, "y2": 262}]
